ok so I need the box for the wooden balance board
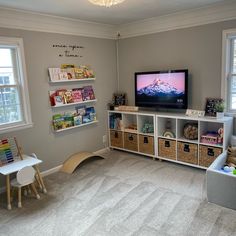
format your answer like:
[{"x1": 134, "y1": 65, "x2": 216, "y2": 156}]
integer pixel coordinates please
[{"x1": 60, "y1": 151, "x2": 105, "y2": 174}]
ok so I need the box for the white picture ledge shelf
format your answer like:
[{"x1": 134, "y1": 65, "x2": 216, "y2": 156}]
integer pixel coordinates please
[
  {"x1": 52, "y1": 99, "x2": 97, "y2": 108},
  {"x1": 54, "y1": 120, "x2": 98, "y2": 133},
  {"x1": 49, "y1": 78, "x2": 96, "y2": 83}
]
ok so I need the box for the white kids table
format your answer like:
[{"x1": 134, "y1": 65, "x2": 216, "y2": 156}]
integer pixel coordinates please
[{"x1": 0, "y1": 155, "x2": 46, "y2": 210}]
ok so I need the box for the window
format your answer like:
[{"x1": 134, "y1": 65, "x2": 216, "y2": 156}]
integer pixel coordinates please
[
  {"x1": 222, "y1": 29, "x2": 236, "y2": 112},
  {"x1": 0, "y1": 37, "x2": 32, "y2": 133}
]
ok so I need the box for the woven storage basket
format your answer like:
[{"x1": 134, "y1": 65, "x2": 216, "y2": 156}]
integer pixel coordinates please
[
  {"x1": 110, "y1": 130, "x2": 123, "y2": 148},
  {"x1": 199, "y1": 145, "x2": 222, "y2": 167},
  {"x1": 177, "y1": 142, "x2": 198, "y2": 165},
  {"x1": 124, "y1": 132, "x2": 138, "y2": 151},
  {"x1": 139, "y1": 135, "x2": 154, "y2": 155},
  {"x1": 158, "y1": 138, "x2": 176, "y2": 160}
]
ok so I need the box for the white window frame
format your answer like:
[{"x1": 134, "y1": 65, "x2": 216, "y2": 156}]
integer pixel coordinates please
[
  {"x1": 221, "y1": 29, "x2": 236, "y2": 113},
  {"x1": 0, "y1": 37, "x2": 32, "y2": 133}
]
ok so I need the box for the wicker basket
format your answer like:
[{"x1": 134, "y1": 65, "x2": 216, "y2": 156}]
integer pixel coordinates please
[
  {"x1": 110, "y1": 130, "x2": 123, "y2": 148},
  {"x1": 139, "y1": 135, "x2": 154, "y2": 155},
  {"x1": 199, "y1": 145, "x2": 222, "y2": 167},
  {"x1": 158, "y1": 138, "x2": 176, "y2": 160},
  {"x1": 177, "y1": 142, "x2": 198, "y2": 165},
  {"x1": 124, "y1": 132, "x2": 138, "y2": 151}
]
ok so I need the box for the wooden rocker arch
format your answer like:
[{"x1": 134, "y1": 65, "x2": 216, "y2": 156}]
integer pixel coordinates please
[{"x1": 60, "y1": 151, "x2": 105, "y2": 174}]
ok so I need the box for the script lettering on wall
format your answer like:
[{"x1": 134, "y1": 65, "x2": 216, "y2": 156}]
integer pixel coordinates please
[{"x1": 52, "y1": 44, "x2": 84, "y2": 58}]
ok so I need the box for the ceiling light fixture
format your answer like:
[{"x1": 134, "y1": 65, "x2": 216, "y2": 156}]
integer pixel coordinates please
[{"x1": 88, "y1": 0, "x2": 125, "y2": 7}]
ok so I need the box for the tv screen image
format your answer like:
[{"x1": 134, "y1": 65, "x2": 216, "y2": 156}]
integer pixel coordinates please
[{"x1": 135, "y1": 70, "x2": 188, "y2": 109}]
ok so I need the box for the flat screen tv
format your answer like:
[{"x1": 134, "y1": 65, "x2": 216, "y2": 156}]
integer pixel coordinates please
[{"x1": 135, "y1": 69, "x2": 188, "y2": 109}]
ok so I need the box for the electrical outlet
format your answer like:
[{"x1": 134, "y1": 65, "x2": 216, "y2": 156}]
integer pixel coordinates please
[{"x1": 103, "y1": 135, "x2": 107, "y2": 144}]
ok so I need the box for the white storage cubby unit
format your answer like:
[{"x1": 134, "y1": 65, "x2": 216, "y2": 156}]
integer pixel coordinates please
[
  {"x1": 108, "y1": 111, "x2": 156, "y2": 157},
  {"x1": 108, "y1": 110, "x2": 233, "y2": 169}
]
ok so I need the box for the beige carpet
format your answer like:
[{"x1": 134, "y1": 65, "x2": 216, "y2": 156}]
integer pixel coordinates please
[{"x1": 0, "y1": 150, "x2": 236, "y2": 236}]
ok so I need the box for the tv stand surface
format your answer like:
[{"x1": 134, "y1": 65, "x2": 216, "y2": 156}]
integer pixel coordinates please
[{"x1": 107, "y1": 110, "x2": 233, "y2": 169}]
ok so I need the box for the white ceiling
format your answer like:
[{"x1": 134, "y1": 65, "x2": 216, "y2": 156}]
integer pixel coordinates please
[{"x1": 0, "y1": 0, "x2": 232, "y2": 25}]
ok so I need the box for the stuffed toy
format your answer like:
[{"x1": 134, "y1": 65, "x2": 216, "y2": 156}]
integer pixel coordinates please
[{"x1": 227, "y1": 146, "x2": 236, "y2": 167}]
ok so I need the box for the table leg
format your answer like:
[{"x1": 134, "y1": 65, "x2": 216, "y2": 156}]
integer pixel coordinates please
[
  {"x1": 34, "y1": 165, "x2": 47, "y2": 193},
  {"x1": 6, "y1": 175, "x2": 11, "y2": 210}
]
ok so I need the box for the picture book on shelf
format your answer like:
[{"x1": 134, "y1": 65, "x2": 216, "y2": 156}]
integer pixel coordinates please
[
  {"x1": 52, "y1": 114, "x2": 64, "y2": 130},
  {"x1": 48, "y1": 68, "x2": 61, "y2": 81},
  {"x1": 58, "y1": 72, "x2": 68, "y2": 81},
  {"x1": 75, "y1": 105, "x2": 86, "y2": 116},
  {"x1": 64, "y1": 90, "x2": 74, "y2": 104},
  {"x1": 54, "y1": 95, "x2": 64, "y2": 106},
  {"x1": 85, "y1": 106, "x2": 96, "y2": 122},
  {"x1": 72, "y1": 88, "x2": 83, "y2": 102},
  {"x1": 63, "y1": 112, "x2": 74, "y2": 128},
  {"x1": 49, "y1": 91, "x2": 57, "y2": 106},
  {"x1": 74, "y1": 115, "x2": 83, "y2": 126},
  {"x1": 74, "y1": 68, "x2": 84, "y2": 79},
  {"x1": 61, "y1": 68, "x2": 76, "y2": 80},
  {"x1": 82, "y1": 86, "x2": 95, "y2": 101}
]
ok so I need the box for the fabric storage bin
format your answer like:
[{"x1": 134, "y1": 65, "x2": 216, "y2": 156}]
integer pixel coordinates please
[
  {"x1": 110, "y1": 130, "x2": 123, "y2": 148},
  {"x1": 199, "y1": 145, "x2": 222, "y2": 167},
  {"x1": 124, "y1": 132, "x2": 138, "y2": 151},
  {"x1": 177, "y1": 142, "x2": 198, "y2": 165},
  {"x1": 139, "y1": 135, "x2": 154, "y2": 155},
  {"x1": 158, "y1": 138, "x2": 176, "y2": 160}
]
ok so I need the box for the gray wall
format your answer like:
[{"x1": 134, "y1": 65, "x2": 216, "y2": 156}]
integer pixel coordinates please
[
  {"x1": 0, "y1": 28, "x2": 117, "y2": 179},
  {"x1": 118, "y1": 19, "x2": 236, "y2": 110}
]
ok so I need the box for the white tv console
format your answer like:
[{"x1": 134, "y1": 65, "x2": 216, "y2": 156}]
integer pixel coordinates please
[{"x1": 108, "y1": 110, "x2": 233, "y2": 169}]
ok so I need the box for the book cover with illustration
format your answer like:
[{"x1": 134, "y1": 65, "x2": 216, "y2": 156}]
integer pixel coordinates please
[
  {"x1": 75, "y1": 105, "x2": 86, "y2": 116},
  {"x1": 74, "y1": 68, "x2": 84, "y2": 79},
  {"x1": 48, "y1": 68, "x2": 61, "y2": 81},
  {"x1": 72, "y1": 88, "x2": 83, "y2": 102},
  {"x1": 52, "y1": 114, "x2": 64, "y2": 130},
  {"x1": 82, "y1": 86, "x2": 95, "y2": 101},
  {"x1": 64, "y1": 90, "x2": 74, "y2": 104},
  {"x1": 54, "y1": 95, "x2": 64, "y2": 106},
  {"x1": 74, "y1": 115, "x2": 83, "y2": 126}
]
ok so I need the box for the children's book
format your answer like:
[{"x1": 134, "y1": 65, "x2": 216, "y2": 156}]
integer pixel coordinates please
[
  {"x1": 83, "y1": 114, "x2": 91, "y2": 123},
  {"x1": 85, "y1": 107, "x2": 96, "y2": 121},
  {"x1": 54, "y1": 95, "x2": 64, "y2": 106},
  {"x1": 52, "y1": 114, "x2": 64, "y2": 130},
  {"x1": 81, "y1": 65, "x2": 95, "y2": 78},
  {"x1": 61, "y1": 68, "x2": 76, "y2": 80},
  {"x1": 72, "y1": 88, "x2": 83, "y2": 102},
  {"x1": 58, "y1": 72, "x2": 68, "y2": 81},
  {"x1": 49, "y1": 91, "x2": 57, "y2": 106},
  {"x1": 75, "y1": 105, "x2": 86, "y2": 116},
  {"x1": 74, "y1": 68, "x2": 84, "y2": 79},
  {"x1": 56, "y1": 89, "x2": 67, "y2": 103},
  {"x1": 74, "y1": 115, "x2": 83, "y2": 126},
  {"x1": 63, "y1": 112, "x2": 74, "y2": 128},
  {"x1": 64, "y1": 90, "x2": 74, "y2": 104},
  {"x1": 48, "y1": 68, "x2": 61, "y2": 81},
  {"x1": 82, "y1": 86, "x2": 95, "y2": 101}
]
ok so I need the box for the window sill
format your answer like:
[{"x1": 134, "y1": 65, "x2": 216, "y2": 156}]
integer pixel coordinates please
[{"x1": 0, "y1": 123, "x2": 33, "y2": 134}]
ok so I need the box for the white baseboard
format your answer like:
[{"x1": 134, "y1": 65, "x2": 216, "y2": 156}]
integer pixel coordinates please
[
  {"x1": 0, "y1": 147, "x2": 110, "y2": 194},
  {"x1": 41, "y1": 165, "x2": 63, "y2": 177},
  {"x1": 94, "y1": 147, "x2": 110, "y2": 155}
]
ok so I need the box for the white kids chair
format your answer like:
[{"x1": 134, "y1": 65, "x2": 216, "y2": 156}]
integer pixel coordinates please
[{"x1": 11, "y1": 166, "x2": 40, "y2": 208}]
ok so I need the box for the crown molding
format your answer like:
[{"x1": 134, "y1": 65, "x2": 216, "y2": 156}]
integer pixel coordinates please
[
  {"x1": 0, "y1": 2, "x2": 236, "y2": 40},
  {"x1": 119, "y1": 1, "x2": 236, "y2": 38},
  {"x1": 0, "y1": 7, "x2": 117, "y2": 39}
]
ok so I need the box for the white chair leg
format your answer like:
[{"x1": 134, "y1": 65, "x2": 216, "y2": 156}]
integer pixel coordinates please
[{"x1": 18, "y1": 187, "x2": 22, "y2": 208}]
